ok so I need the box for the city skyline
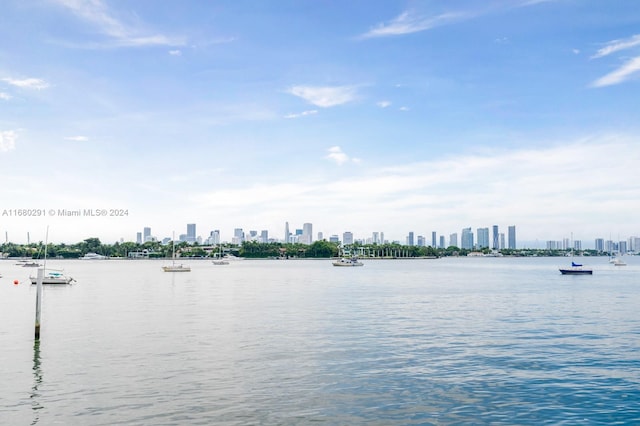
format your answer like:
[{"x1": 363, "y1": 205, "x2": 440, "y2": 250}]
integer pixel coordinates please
[{"x1": 1, "y1": 2, "x2": 639, "y2": 245}]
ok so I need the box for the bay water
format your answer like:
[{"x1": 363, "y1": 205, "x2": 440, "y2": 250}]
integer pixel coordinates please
[{"x1": 1, "y1": 256, "x2": 639, "y2": 425}]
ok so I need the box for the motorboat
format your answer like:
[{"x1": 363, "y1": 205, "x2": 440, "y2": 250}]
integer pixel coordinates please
[
  {"x1": 332, "y1": 257, "x2": 364, "y2": 267},
  {"x1": 30, "y1": 270, "x2": 75, "y2": 285},
  {"x1": 80, "y1": 252, "x2": 107, "y2": 260}
]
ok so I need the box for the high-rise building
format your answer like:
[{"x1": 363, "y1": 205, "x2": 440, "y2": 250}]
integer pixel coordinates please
[
  {"x1": 330, "y1": 235, "x2": 340, "y2": 243},
  {"x1": 136, "y1": 232, "x2": 142, "y2": 244},
  {"x1": 407, "y1": 232, "x2": 414, "y2": 246},
  {"x1": 284, "y1": 222, "x2": 290, "y2": 243},
  {"x1": 492, "y1": 225, "x2": 499, "y2": 250},
  {"x1": 143, "y1": 227, "x2": 151, "y2": 242},
  {"x1": 595, "y1": 238, "x2": 604, "y2": 252},
  {"x1": 343, "y1": 231, "x2": 354, "y2": 245},
  {"x1": 574, "y1": 240, "x2": 582, "y2": 250},
  {"x1": 461, "y1": 228, "x2": 474, "y2": 250},
  {"x1": 500, "y1": 233, "x2": 505, "y2": 250},
  {"x1": 372, "y1": 232, "x2": 379, "y2": 244},
  {"x1": 477, "y1": 227, "x2": 489, "y2": 248},
  {"x1": 450, "y1": 233, "x2": 458, "y2": 248},
  {"x1": 261, "y1": 230, "x2": 269, "y2": 243},
  {"x1": 619, "y1": 240, "x2": 627, "y2": 254},
  {"x1": 431, "y1": 232, "x2": 437, "y2": 248},
  {"x1": 302, "y1": 223, "x2": 313, "y2": 245},
  {"x1": 439, "y1": 235, "x2": 445, "y2": 249},
  {"x1": 232, "y1": 228, "x2": 244, "y2": 245},
  {"x1": 508, "y1": 226, "x2": 516, "y2": 249},
  {"x1": 187, "y1": 223, "x2": 196, "y2": 243},
  {"x1": 417, "y1": 235, "x2": 425, "y2": 247}
]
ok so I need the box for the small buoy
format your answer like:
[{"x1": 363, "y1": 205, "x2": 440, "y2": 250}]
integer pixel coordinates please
[{"x1": 14, "y1": 279, "x2": 19, "y2": 285}]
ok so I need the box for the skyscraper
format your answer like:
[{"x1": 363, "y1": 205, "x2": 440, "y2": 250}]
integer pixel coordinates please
[
  {"x1": 302, "y1": 223, "x2": 313, "y2": 245},
  {"x1": 492, "y1": 225, "x2": 499, "y2": 250},
  {"x1": 461, "y1": 228, "x2": 474, "y2": 250},
  {"x1": 431, "y1": 231, "x2": 437, "y2": 247},
  {"x1": 508, "y1": 226, "x2": 516, "y2": 249},
  {"x1": 450, "y1": 233, "x2": 458, "y2": 248},
  {"x1": 143, "y1": 227, "x2": 151, "y2": 242},
  {"x1": 284, "y1": 222, "x2": 290, "y2": 243},
  {"x1": 187, "y1": 223, "x2": 196, "y2": 243},
  {"x1": 343, "y1": 231, "x2": 354, "y2": 245},
  {"x1": 477, "y1": 227, "x2": 489, "y2": 248},
  {"x1": 407, "y1": 232, "x2": 414, "y2": 246}
]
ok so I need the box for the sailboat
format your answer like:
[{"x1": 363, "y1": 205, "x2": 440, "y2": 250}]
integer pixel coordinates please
[
  {"x1": 559, "y1": 233, "x2": 592, "y2": 275},
  {"x1": 162, "y1": 235, "x2": 191, "y2": 272},
  {"x1": 29, "y1": 229, "x2": 75, "y2": 284},
  {"x1": 212, "y1": 244, "x2": 229, "y2": 265}
]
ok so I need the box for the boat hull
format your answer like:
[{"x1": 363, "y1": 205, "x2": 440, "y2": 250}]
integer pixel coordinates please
[
  {"x1": 559, "y1": 268, "x2": 592, "y2": 275},
  {"x1": 162, "y1": 266, "x2": 191, "y2": 272}
]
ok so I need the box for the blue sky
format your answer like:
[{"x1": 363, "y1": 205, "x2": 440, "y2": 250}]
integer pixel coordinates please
[{"x1": 1, "y1": 0, "x2": 639, "y2": 246}]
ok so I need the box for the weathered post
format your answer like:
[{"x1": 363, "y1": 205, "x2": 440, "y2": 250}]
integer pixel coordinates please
[{"x1": 35, "y1": 267, "x2": 43, "y2": 340}]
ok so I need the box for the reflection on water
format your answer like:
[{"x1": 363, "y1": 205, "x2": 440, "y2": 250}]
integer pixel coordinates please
[{"x1": 31, "y1": 341, "x2": 43, "y2": 425}]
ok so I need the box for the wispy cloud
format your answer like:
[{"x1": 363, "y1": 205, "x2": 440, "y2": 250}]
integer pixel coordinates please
[
  {"x1": 325, "y1": 146, "x2": 361, "y2": 165},
  {"x1": 591, "y1": 34, "x2": 640, "y2": 59},
  {"x1": 0, "y1": 130, "x2": 17, "y2": 152},
  {"x1": 0, "y1": 92, "x2": 11, "y2": 100},
  {"x1": 376, "y1": 101, "x2": 391, "y2": 108},
  {"x1": 590, "y1": 34, "x2": 640, "y2": 87},
  {"x1": 590, "y1": 57, "x2": 640, "y2": 88},
  {"x1": 65, "y1": 136, "x2": 89, "y2": 142},
  {"x1": 359, "y1": 10, "x2": 469, "y2": 39},
  {"x1": 2, "y1": 77, "x2": 49, "y2": 90},
  {"x1": 52, "y1": 0, "x2": 185, "y2": 48},
  {"x1": 288, "y1": 85, "x2": 357, "y2": 108},
  {"x1": 284, "y1": 110, "x2": 318, "y2": 119},
  {"x1": 168, "y1": 49, "x2": 182, "y2": 56}
]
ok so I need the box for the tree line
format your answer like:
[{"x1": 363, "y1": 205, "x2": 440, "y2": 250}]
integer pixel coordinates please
[{"x1": 0, "y1": 237, "x2": 603, "y2": 259}]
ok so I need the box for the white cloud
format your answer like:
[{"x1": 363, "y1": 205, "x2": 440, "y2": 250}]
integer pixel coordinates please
[
  {"x1": 360, "y1": 10, "x2": 468, "y2": 39},
  {"x1": 169, "y1": 49, "x2": 182, "y2": 56},
  {"x1": 52, "y1": 0, "x2": 185, "y2": 48},
  {"x1": 2, "y1": 77, "x2": 49, "y2": 90},
  {"x1": 0, "y1": 130, "x2": 17, "y2": 152},
  {"x1": 376, "y1": 101, "x2": 391, "y2": 108},
  {"x1": 591, "y1": 56, "x2": 640, "y2": 87},
  {"x1": 572, "y1": 48, "x2": 580, "y2": 55},
  {"x1": 288, "y1": 85, "x2": 357, "y2": 107},
  {"x1": 591, "y1": 34, "x2": 640, "y2": 59},
  {"x1": 65, "y1": 136, "x2": 89, "y2": 141},
  {"x1": 284, "y1": 110, "x2": 318, "y2": 119},
  {"x1": 0, "y1": 92, "x2": 11, "y2": 100},
  {"x1": 325, "y1": 146, "x2": 351, "y2": 165},
  {"x1": 399, "y1": 106, "x2": 410, "y2": 111}
]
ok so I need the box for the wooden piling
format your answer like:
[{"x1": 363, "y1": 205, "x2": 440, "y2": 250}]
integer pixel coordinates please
[{"x1": 35, "y1": 268, "x2": 43, "y2": 340}]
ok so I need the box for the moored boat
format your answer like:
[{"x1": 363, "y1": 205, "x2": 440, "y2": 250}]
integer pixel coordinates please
[
  {"x1": 332, "y1": 257, "x2": 364, "y2": 267},
  {"x1": 30, "y1": 270, "x2": 75, "y2": 285},
  {"x1": 559, "y1": 261, "x2": 592, "y2": 275}
]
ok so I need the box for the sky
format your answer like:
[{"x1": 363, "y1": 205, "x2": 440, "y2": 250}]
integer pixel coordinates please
[{"x1": 1, "y1": 0, "x2": 639, "y2": 247}]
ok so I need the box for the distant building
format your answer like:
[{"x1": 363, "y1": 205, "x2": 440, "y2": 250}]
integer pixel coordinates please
[
  {"x1": 330, "y1": 235, "x2": 340, "y2": 244},
  {"x1": 143, "y1": 227, "x2": 151, "y2": 242},
  {"x1": 284, "y1": 222, "x2": 290, "y2": 243},
  {"x1": 619, "y1": 240, "x2": 627, "y2": 254},
  {"x1": 450, "y1": 233, "x2": 458, "y2": 248},
  {"x1": 260, "y1": 230, "x2": 269, "y2": 243},
  {"x1": 317, "y1": 232, "x2": 323, "y2": 241},
  {"x1": 417, "y1": 235, "x2": 425, "y2": 247},
  {"x1": 187, "y1": 223, "x2": 196, "y2": 243},
  {"x1": 595, "y1": 238, "x2": 604, "y2": 252},
  {"x1": 492, "y1": 225, "x2": 499, "y2": 250},
  {"x1": 508, "y1": 225, "x2": 516, "y2": 249},
  {"x1": 574, "y1": 240, "x2": 582, "y2": 250},
  {"x1": 477, "y1": 228, "x2": 489, "y2": 249},
  {"x1": 500, "y1": 233, "x2": 505, "y2": 250},
  {"x1": 136, "y1": 232, "x2": 142, "y2": 244},
  {"x1": 232, "y1": 228, "x2": 244, "y2": 245},
  {"x1": 407, "y1": 232, "x2": 414, "y2": 246},
  {"x1": 461, "y1": 228, "x2": 474, "y2": 250},
  {"x1": 302, "y1": 223, "x2": 313, "y2": 245},
  {"x1": 343, "y1": 231, "x2": 354, "y2": 245},
  {"x1": 439, "y1": 235, "x2": 445, "y2": 249}
]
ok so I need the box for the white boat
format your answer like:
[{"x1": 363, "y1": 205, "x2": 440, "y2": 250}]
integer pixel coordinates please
[
  {"x1": 22, "y1": 261, "x2": 42, "y2": 267},
  {"x1": 332, "y1": 257, "x2": 364, "y2": 267},
  {"x1": 163, "y1": 235, "x2": 191, "y2": 272},
  {"x1": 80, "y1": 252, "x2": 107, "y2": 260},
  {"x1": 610, "y1": 257, "x2": 627, "y2": 266},
  {"x1": 223, "y1": 254, "x2": 244, "y2": 261},
  {"x1": 212, "y1": 245, "x2": 230, "y2": 265},
  {"x1": 30, "y1": 270, "x2": 75, "y2": 285}
]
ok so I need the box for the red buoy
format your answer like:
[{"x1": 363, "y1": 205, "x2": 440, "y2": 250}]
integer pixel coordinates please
[{"x1": 14, "y1": 279, "x2": 19, "y2": 285}]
